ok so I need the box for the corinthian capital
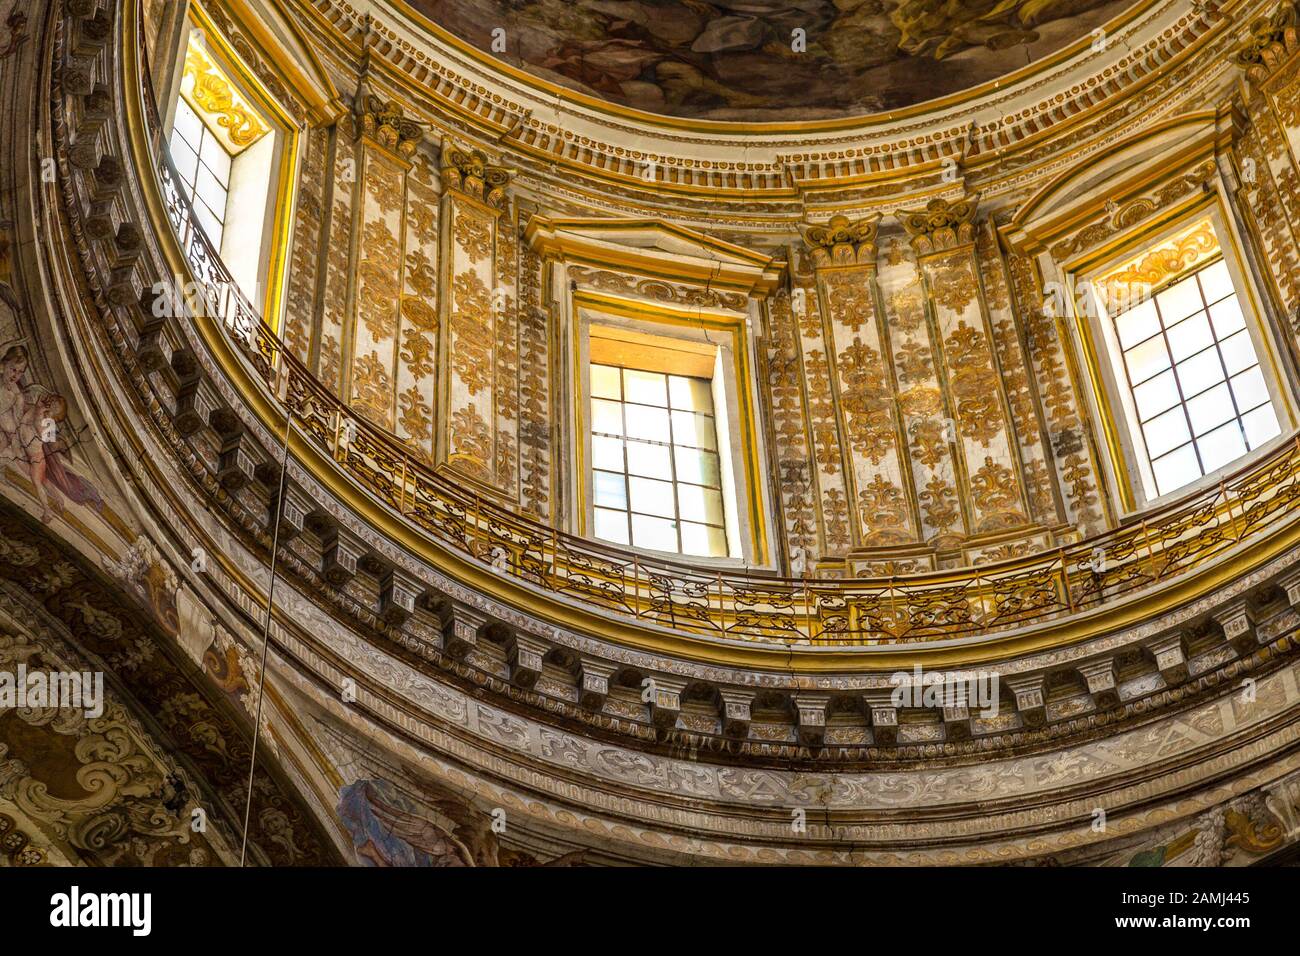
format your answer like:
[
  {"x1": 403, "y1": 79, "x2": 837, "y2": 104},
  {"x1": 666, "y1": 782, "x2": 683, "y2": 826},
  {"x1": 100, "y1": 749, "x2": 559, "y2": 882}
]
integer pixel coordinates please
[
  {"x1": 799, "y1": 213, "x2": 880, "y2": 268},
  {"x1": 896, "y1": 194, "x2": 980, "y2": 255},
  {"x1": 442, "y1": 141, "x2": 511, "y2": 208},
  {"x1": 1234, "y1": 2, "x2": 1300, "y2": 83}
]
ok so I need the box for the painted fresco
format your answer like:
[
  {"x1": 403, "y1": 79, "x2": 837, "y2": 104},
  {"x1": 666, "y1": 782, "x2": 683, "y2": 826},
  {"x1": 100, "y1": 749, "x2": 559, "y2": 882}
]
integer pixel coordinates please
[{"x1": 408, "y1": 0, "x2": 1132, "y2": 120}]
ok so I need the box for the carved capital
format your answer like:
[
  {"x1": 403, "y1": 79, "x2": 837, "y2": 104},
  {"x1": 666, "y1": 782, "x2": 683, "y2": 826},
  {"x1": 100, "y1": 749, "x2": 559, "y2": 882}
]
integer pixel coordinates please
[
  {"x1": 1234, "y1": 2, "x2": 1300, "y2": 84},
  {"x1": 800, "y1": 213, "x2": 880, "y2": 268},
  {"x1": 896, "y1": 194, "x2": 980, "y2": 255},
  {"x1": 442, "y1": 141, "x2": 510, "y2": 208},
  {"x1": 355, "y1": 93, "x2": 423, "y2": 158}
]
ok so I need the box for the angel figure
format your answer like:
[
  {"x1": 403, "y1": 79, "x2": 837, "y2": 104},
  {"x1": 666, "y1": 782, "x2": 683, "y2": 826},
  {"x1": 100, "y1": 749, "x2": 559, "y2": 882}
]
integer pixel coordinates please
[{"x1": 0, "y1": 344, "x2": 104, "y2": 522}]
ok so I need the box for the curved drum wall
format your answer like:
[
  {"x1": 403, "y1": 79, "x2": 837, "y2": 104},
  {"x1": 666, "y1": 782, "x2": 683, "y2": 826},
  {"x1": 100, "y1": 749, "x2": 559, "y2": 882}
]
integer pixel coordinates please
[{"x1": 4, "y1": 0, "x2": 1300, "y2": 864}]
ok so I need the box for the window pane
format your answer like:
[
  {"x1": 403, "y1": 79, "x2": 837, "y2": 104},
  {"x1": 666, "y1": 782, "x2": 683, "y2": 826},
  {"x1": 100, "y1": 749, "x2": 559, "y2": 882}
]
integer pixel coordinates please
[
  {"x1": 681, "y1": 522, "x2": 727, "y2": 557},
  {"x1": 591, "y1": 364, "x2": 621, "y2": 400},
  {"x1": 670, "y1": 410, "x2": 717, "y2": 450},
  {"x1": 1209, "y1": 297, "x2": 1246, "y2": 338},
  {"x1": 588, "y1": 360, "x2": 726, "y2": 557},
  {"x1": 1143, "y1": 406, "x2": 1191, "y2": 458},
  {"x1": 590, "y1": 398, "x2": 624, "y2": 436},
  {"x1": 669, "y1": 376, "x2": 713, "y2": 411},
  {"x1": 195, "y1": 164, "x2": 228, "y2": 220},
  {"x1": 1166, "y1": 313, "x2": 1213, "y2": 362},
  {"x1": 173, "y1": 98, "x2": 204, "y2": 151},
  {"x1": 1133, "y1": 369, "x2": 1180, "y2": 422},
  {"x1": 1175, "y1": 348, "x2": 1225, "y2": 398},
  {"x1": 625, "y1": 440, "x2": 672, "y2": 480},
  {"x1": 1230, "y1": 367, "x2": 1270, "y2": 412},
  {"x1": 168, "y1": 131, "x2": 200, "y2": 185},
  {"x1": 594, "y1": 507, "x2": 629, "y2": 544},
  {"x1": 593, "y1": 470, "x2": 627, "y2": 509},
  {"x1": 1108, "y1": 255, "x2": 1278, "y2": 501},
  {"x1": 591, "y1": 435, "x2": 624, "y2": 471},
  {"x1": 628, "y1": 476, "x2": 676, "y2": 518},
  {"x1": 193, "y1": 199, "x2": 224, "y2": 245},
  {"x1": 623, "y1": 369, "x2": 666, "y2": 406},
  {"x1": 1243, "y1": 404, "x2": 1281, "y2": 448},
  {"x1": 1152, "y1": 444, "x2": 1200, "y2": 496},
  {"x1": 631, "y1": 514, "x2": 678, "y2": 552},
  {"x1": 674, "y1": 447, "x2": 721, "y2": 487},
  {"x1": 1185, "y1": 382, "x2": 1234, "y2": 437},
  {"x1": 1218, "y1": 330, "x2": 1258, "y2": 377},
  {"x1": 1115, "y1": 299, "x2": 1160, "y2": 349},
  {"x1": 200, "y1": 135, "x2": 232, "y2": 186},
  {"x1": 625, "y1": 405, "x2": 671, "y2": 443},
  {"x1": 1124, "y1": 335, "x2": 1171, "y2": 384},
  {"x1": 678, "y1": 484, "x2": 724, "y2": 525},
  {"x1": 1199, "y1": 260, "x2": 1233, "y2": 304},
  {"x1": 1157, "y1": 275, "x2": 1204, "y2": 324},
  {"x1": 1196, "y1": 421, "x2": 1247, "y2": 473}
]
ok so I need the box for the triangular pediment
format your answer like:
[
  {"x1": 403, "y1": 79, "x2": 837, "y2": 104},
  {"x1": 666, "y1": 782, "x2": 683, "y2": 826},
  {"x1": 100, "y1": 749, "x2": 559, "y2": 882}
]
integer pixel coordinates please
[{"x1": 523, "y1": 216, "x2": 785, "y2": 297}]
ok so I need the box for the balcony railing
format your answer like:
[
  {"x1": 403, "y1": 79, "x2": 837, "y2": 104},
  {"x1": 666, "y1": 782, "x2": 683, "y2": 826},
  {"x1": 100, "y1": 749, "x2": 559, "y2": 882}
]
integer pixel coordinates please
[{"x1": 132, "y1": 15, "x2": 1300, "y2": 649}]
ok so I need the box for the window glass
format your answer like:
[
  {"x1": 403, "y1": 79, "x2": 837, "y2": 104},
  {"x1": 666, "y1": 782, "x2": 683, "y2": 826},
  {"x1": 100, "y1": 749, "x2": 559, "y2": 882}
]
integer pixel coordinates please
[
  {"x1": 167, "y1": 95, "x2": 233, "y2": 248},
  {"x1": 1108, "y1": 257, "x2": 1278, "y2": 497},
  {"x1": 589, "y1": 363, "x2": 728, "y2": 556}
]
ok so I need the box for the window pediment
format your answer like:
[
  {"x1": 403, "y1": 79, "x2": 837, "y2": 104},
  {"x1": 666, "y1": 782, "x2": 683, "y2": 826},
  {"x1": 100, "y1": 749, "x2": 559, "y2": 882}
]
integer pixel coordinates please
[{"x1": 523, "y1": 216, "x2": 784, "y2": 299}]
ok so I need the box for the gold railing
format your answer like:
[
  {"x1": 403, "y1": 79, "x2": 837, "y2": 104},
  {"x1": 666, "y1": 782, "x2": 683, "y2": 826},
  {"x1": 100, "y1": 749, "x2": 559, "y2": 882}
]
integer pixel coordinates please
[{"x1": 132, "y1": 11, "x2": 1300, "y2": 649}]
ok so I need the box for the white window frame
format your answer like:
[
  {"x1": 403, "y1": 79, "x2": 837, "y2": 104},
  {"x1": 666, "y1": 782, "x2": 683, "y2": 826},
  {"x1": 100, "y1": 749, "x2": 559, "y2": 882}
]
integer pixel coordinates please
[{"x1": 569, "y1": 296, "x2": 770, "y2": 568}]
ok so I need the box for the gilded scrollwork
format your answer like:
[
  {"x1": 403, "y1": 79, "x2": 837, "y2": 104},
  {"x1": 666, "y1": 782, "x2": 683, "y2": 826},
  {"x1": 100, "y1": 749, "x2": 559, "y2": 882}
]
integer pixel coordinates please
[
  {"x1": 857, "y1": 475, "x2": 912, "y2": 546},
  {"x1": 971, "y1": 456, "x2": 1027, "y2": 531},
  {"x1": 351, "y1": 350, "x2": 395, "y2": 428},
  {"x1": 182, "y1": 43, "x2": 268, "y2": 150},
  {"x1": 449, "y1": 270, "x2": 494, "y2": 397},
  {"x1": 929, "y1": 255, "x2": 980, "y2": 314},
  {"x1": 454, "y1": 213, "x2": 492, "y2": 261},
  {"x1": 837, "y1": 337, "x2": 895, "y2": 465},
  {"x1": 944, "y1": 320, "x2": 1003, "y2": 448},
  {"x1": 1098, "y1": 220, "x2": 1219, "y2": 306}
]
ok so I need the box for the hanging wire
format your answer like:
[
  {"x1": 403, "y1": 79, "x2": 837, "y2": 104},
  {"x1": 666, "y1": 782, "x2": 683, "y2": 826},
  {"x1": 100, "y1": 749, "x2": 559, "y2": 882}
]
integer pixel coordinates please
[{"x1": 238, "y1": 374, "x2": 299, "y2": 866}]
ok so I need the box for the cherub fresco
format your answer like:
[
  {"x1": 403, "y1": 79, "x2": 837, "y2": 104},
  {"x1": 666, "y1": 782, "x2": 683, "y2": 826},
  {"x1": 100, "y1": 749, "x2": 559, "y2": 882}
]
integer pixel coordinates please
[
  {"x1": 410, "y1": 0, "x2": 1130, "y2": 120},
  {"x1": 0, "y1": 344, "x2": 105, "y2": 523}
]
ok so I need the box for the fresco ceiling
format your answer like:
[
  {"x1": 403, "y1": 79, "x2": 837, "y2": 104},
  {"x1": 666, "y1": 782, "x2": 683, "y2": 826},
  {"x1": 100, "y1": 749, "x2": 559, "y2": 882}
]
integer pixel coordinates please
[{"x1": 405, "y1": 0, "x2": 1137, "y2": 121}]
